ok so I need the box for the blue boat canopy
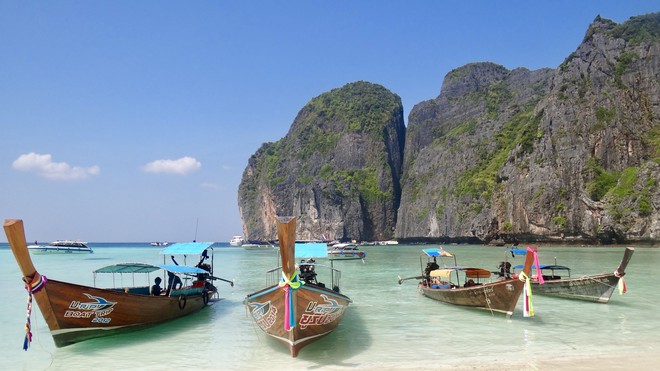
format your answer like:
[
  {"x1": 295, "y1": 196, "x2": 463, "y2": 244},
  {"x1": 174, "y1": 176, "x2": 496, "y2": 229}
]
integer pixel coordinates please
[
  {"x1": 160, "y1": 242, "x2": 214, "y2": 255},
  {"x1": 94, "y1": 262, "x2": 208, "y2": 275},
  {"x1": 295, "y1": 243, "x2": 328, "y2": 258},
  {"x1": 154, "y1": 264, "x2": 209, "y2": 275},
  {"x1": 423, "y1": 248, "x2": 453, "y2": 257}
]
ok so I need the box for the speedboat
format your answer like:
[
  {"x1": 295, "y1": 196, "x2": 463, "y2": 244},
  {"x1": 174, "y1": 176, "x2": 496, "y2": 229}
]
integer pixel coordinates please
[
  {"x1": 28, "y1": 240, "x2": 94, "y2": 254},
  {"x1": 327, "y1": 243, "x2": 366, "y2": 261},
  {"x1": 229, "y1": 235, "x2": 245, "y2": 246}
]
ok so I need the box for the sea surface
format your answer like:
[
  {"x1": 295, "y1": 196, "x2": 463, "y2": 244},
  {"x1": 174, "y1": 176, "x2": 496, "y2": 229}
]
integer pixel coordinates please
[{"x1": 1, "y1": 243, "x2": 658, "y2": 370}]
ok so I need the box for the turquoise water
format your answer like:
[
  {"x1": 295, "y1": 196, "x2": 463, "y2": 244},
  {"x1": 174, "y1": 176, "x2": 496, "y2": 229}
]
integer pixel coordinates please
[{"x1": 1, "y1": 243, "x2": 658, "y2": 370}]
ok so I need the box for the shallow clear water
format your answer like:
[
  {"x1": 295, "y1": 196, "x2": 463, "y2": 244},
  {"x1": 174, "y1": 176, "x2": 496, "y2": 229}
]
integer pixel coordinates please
[{"x1": 1, "y1": 244, "x2": 658, "y2": 370}]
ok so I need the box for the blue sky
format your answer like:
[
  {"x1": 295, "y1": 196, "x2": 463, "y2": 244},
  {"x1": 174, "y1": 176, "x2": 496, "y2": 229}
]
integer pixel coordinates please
[{"x1": 1, "y1": 2, "x2": 656, "y2": 242}]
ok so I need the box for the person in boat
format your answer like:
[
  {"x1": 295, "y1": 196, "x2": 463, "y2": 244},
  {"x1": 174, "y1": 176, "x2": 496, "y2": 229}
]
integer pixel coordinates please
[
  {"x1": 497, "y1": 261, "x2": 512, "y2": 278},
  {"x1": 464, "y1": 279, "x2": 476, "y2": 287},
  {"x1": 152, "y1": 277, "x2": 164, "y2": 296},
  {"x1": 424, "y1": 257, "x2": 440, "y2": 282},
  {"x1": 430, "y1": 276, "x2": 444, "y2": 289},
  {"x1": 166, "y1": 272, "x2": 183, "y2": 295}
]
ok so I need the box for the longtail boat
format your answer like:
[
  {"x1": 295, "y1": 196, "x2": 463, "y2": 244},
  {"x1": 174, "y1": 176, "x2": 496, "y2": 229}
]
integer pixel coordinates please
[
  {"x1": 398, "y1": 246, "x2": 539, "y2": 317},
  {"x1": 244, "y1": 216, "x2": 352, "y2": 357},
  {"x1": 4, "y1": 219, "x2": 230, "y2": 349},
  {"x1": 511, "y1": 247, "x2": 634, "y2": 303}
]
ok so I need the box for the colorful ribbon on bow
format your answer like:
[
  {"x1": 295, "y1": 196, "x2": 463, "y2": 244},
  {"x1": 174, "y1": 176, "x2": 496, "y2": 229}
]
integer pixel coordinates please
[
  {"x1": 519, "y1": 271, "x2": 534, "y2": 317},
  {"x1": 615, "y1": 270, "x2": 627, "y2": 295},
  {"x1": 529, "y1": 246, "x2": 544, "y2": 285},
  {"x1": 23, "y1": 273, "x2": 47, "y2": 350},
  {"x1": 278, "y1": 272, "x2": 302, "y2": 331},
  {"x1": 520, "y1": 246, "x2": 541, "y2": 318}
]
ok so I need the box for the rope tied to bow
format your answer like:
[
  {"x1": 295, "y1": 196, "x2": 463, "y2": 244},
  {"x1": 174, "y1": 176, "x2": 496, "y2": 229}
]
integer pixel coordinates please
[
  {"x1": 23, "y1": 272, "x2": 47, "y2": 350},
  {"x1": 278, "y1": 271, "x2": 303, "y2": 331}
]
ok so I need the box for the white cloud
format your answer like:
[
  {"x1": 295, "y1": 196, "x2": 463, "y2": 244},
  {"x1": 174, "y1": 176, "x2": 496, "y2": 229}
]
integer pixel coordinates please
[
  {"x1": 12, "y1": 152, "x2": 100, "y2": 180},
  {"x1": 142, "y1": 156, "x2": 201, "y2": 175}
]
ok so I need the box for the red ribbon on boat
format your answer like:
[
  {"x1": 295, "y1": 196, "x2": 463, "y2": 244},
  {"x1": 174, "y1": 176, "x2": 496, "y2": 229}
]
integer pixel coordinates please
[
  {"x1": 22, "y1": 273, "x2": 47, "y2": 351},
  {"x1": 520, "y1": 247, "x2": 541, "y2": 317},
  {"x1": 278, "y1": 272, "x2": 302, "y2": 331},
  {"x1": 519, "y1": 272, "x2": 534, "y2": 317},
  {"x1": 530, "y1": 246, "x2": 544, "y2": 285}
]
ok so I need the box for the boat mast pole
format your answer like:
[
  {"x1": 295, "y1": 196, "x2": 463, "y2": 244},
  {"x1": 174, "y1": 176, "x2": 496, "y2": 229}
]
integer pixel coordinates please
[
  {"x1": 276, "y1": 216, "x2": 296, "y2": 277},
  {"x1": 4, "y1": 219, "x2": 37, "y2": 279},
  {"x1": 4, "y1": 219, "x2": 62, "y2": 332}
]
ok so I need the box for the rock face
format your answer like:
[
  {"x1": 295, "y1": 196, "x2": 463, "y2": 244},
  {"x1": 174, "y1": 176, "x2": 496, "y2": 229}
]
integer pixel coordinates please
[
  {"x1": 238, "y1": 13, "x2": 660, "y2": 244},
  {"x1": 396, "y1": 13, "x2": 660, "y2": 244},
  {"x1": 238, "y1": 81, "x2": 405, "y2": 241}
]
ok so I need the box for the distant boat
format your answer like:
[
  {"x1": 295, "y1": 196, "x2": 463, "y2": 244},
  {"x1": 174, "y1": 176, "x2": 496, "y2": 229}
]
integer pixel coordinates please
[
  {"x1": 242, "y1": 242, "x2": 274, "y2": 250},
  {"x1": 4, "y1": 219, "x2": 230, "y2": 348},
  {"x1": 229, "y1": 235, "x2": 245, "y2": 246},
  {"x1": 150, "y1": 241, "x2": 169, "y2": 246},
  {"x1": 378, "y1": 240, "x2": 398, "y2": 245},
  {"x1": 511, "y1": 247, "x2": 634, "y2": 303},
  {"x1": 327, "y1": 243, "x2": 366, "y2": 261},
  {"x1": 28, "y1": 240, "x2": 94, "y2": 254}
]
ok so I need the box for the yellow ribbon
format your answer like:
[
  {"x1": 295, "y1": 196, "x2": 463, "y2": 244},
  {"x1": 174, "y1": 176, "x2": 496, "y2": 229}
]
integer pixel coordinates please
[
  {"x1": 279, "y1": 272, "x2": 302, "y2": 289},
  {"x1": 518, "y1": 272, "x2": 534, "y2": 317}
]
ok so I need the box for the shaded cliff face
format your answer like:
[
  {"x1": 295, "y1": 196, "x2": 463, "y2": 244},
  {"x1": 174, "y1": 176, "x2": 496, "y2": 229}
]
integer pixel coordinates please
[
  {"x1": 396, "y1": 13, "x2": 660, "y2": 244},
  {"x1": 238, "y1": 81, "x2": 405, "y2": 241}
]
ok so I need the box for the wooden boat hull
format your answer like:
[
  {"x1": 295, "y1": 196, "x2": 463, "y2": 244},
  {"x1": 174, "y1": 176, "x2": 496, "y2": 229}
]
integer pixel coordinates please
[
  {"x1": 531, "y1": 273, "x2": 621, "y2": 303},
  {"x1": 244, "y1": 283, "x2": 351, "y2": 357},
  {"x1": 25, "y1": 277, "x2": 207, "y2": 347},
  {"x1": 419, "y1": 279, "x2": 524, "y2": 316},
  {"x1": 532, "y1": 247, "x2": 634, "y2": 303},
  {"x1": 416, "y1": 246, "x2": 537, "y2": 316},
  {"x1": 4, "y1": 219, "x2": 209, "y2": 347}
]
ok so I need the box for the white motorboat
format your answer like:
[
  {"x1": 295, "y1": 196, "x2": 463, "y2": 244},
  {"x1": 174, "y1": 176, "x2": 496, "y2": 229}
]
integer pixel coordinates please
[
  {"x1": 28, "y1": 240, "x2": 94, "y2": 254},
  {"x1": 229, "y1": 235, "x2": 245, "y2": 246}
]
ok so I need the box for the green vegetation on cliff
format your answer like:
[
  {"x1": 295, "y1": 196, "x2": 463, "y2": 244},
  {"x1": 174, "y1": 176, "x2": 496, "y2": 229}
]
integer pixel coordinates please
[
  {"x1": 609, "y1": 12, "x2": 660, "y2": 45},
  {"x1": 454, "y1": 108, "x2": 543, "y2": 199},
  {"x1": 305, "y1": 81, "x2": 401, "y2": 138}
]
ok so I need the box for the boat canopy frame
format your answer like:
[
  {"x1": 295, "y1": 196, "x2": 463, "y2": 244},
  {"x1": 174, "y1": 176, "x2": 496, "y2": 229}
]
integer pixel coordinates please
[{"x1": 93, "y1": 262, "x2": 209, "y2": 290}]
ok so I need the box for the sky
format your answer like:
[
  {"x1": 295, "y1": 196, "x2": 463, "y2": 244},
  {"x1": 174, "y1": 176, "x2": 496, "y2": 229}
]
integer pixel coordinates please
[{"x1": 1, "y1": 2, "x2": 657, "y2": 243}]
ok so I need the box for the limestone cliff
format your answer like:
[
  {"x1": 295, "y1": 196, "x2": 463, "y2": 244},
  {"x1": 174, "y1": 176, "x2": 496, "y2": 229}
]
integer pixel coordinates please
[
  {"x1": 396, "y1": 13, "x2": 660, "y2": 244},
  {"x1": 238, "y1": 81, "x2": 405, "y2": 241},
  {"x1": 238, "y1": 13, "x2": 659, "y2": 244}
]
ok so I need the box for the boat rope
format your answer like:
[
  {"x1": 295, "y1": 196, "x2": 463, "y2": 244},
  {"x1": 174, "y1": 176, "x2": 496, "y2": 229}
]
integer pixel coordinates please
[
  {"x1": 518, "y1": 272, "x2": 534, "y2": 317},
  {"x1": 22, "y1": 272, "x2": 47, "y2": 351},
  {"x1": 585, "y1": 275, "x2": 627, "y2": 294},
  {"x1": 278, "y1": 272, "x2": 303, "y2": 331},
  {"x1": 482, "y1": 286, "x2": 494, "y2": 316}
]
